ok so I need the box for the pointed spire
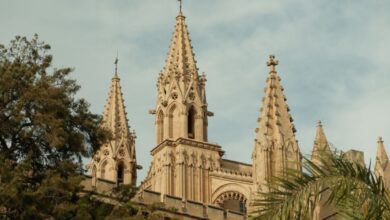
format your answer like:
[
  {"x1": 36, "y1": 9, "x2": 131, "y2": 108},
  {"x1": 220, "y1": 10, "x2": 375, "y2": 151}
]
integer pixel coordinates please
[
  {"x1": 161, "y1": 5, "x2": 199, "y2": 85},
  {"x1": 255, "y1": 55, "x2": 297, "y2": 145},
  {"x1": 376, "y1": 137, "x2": 389, "y2": 170},
  {"x1": 102, "y1": 63, "x2": 131, "y2": 144},
  {"x1": 311, "y1": 120, "x2": 331, "y2": 162}
]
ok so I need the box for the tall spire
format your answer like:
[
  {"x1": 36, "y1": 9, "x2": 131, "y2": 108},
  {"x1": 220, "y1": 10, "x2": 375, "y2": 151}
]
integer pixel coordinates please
[
  {"x1": 89, "y1": 62, "x2": 137, "y2": 186},
  {"x1": 102, "y1": 70, "x2": 129, "y2": 141},
  {"x1": 252, "y1": 55, "x2": 301, "y2": 192},
  {"x1": 375, "y1": 137, "x2": 390, "y2": 189},
  {"x1": 153, "y1": 7, "x2": 209, "y2": 143},
  {"x1": 160, "y1": 5, "x2": 199, "y2": 90},
  {"x1": 375, "y1": 137, "x2": 389, "y2": 170},
  {"x1": 311, "y1": 121, "x2": 331, "y2": 163},
  {"x1": 255, "y1": 55, "x2": 297, "y2": 145}
]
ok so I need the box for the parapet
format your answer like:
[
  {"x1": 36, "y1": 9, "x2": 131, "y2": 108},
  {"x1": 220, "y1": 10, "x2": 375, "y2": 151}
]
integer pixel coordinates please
[{"x1": 133, "y1": 190, "x2": 246, "y2": 220}]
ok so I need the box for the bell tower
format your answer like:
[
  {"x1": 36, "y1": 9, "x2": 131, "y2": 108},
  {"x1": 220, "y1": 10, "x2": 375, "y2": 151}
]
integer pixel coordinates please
[
  {"x1": 143, "y1": 6, "x2": 223, "y2": 203},
  {"x1": 151, "y1": 10, "x2": 210, "y2": 144}
]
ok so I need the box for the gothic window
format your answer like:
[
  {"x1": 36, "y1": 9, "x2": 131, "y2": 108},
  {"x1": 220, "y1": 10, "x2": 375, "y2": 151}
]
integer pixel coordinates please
[
  {"x1": 92, "y1": 165, "x2": 97, "y2": 186},
  {"x1": 101, "y1": 160, "x2": 108, "y2": 179},
  {"x1": 117, "y1": 162, "x2": 125, "y2": 184},
  {"x1": 157, "y1": 110, "x2": 164, "y2": 144},
  {"x1": 188, "y1": 106, "x2": 195, "y2": 139},
  {"x1": 168, "y1": 105, "x2": 178, "y2": 139}
]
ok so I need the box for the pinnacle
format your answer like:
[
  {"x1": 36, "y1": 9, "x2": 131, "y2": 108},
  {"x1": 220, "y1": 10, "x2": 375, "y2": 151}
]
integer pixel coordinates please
[
  {"x1": 161, "y1": 10, "x2": 199, "y2": 86},
  {"x1": 267, "y1": 54, "x2": 279, "y2": 73},
  {"x1": 255, "y1": 55, "x2": 298, "y2": 146},
  {"x1": 376, "y1": 137, "x2": 389, "y2": 169},
  {"x1": 313, "y1": 120, "x2": 330, "y2": 152},
  {"x1": 102, "y1": 69, "x2": 131, "y2": 143}
]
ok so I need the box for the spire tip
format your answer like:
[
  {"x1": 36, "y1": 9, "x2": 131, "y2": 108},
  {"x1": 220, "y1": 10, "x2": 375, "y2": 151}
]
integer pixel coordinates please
[
  {"x1": 114, "y1": 52, "x2": 119, "y2": 77},
  {"x1": 178, "y1": 0, "x2": 183, "y2": 15},
  {"x1": 267, "y1": 54, "x2": 279, "y2": 73}
]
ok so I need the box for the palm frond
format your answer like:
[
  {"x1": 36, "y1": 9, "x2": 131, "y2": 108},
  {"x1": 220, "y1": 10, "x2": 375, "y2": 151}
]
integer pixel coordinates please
[{"x1": 251, "y1": 151, "x2": 390, "y2": 220}]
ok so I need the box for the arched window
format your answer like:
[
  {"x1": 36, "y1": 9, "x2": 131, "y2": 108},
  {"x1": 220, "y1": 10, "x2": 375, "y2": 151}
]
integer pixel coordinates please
[
  {"x1": 214, "y1": 191, "x2": 247, "y2": 213},
  {"x1": 168, "y1": 105, "x2": 177, "y2": 139},
  {"x1": 188, "y1": 106, "x2": 195, "y2": 139},
  {"x1": 92, "y1": 165, "x2": 97, "y2": 186},
  {"x1": 101, "y1": 160, "x2": 108, "y2": 179},
  {"x1": 117, "y1": 162, "x2": 124, "y2": 184},
  {"x1": 157, "y1": 110, "x2": 164, "y2": 144}
]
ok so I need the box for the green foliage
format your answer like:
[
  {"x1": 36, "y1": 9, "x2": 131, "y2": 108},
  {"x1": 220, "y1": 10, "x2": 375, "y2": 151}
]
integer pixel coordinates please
[
  {"x1": 0, "y1": 34, "x2": 176, "y2": 220},
  {"x1": 251, "y1": 151, "x2": 390, "y2": 220},
  {"x1": 0, "y1": 35, "x2": 108, "y2": 219}
]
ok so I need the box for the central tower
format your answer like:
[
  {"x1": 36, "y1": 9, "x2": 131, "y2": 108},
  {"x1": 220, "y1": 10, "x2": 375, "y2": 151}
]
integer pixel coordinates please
[
  {"x1": 142, "y1": 9, "x2": 223, "y2": 203},
  {"x1": 153, "y1": 11, "x2": 209, "y2": 144}
]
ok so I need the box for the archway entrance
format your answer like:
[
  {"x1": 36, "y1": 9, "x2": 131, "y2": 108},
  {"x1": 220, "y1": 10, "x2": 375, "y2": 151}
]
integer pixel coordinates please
[{"x1": 214, "y1": 191, "x2": 247, "y2": 213}]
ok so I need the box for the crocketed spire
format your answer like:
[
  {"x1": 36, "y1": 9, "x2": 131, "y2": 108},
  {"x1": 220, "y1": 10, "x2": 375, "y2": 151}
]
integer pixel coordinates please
[
  {"x1": 255, "y1": 55, "x2": 297, "y2": 145},
  {"x1": 376, "y1": 137, "x2": 389, "y2": 170},
  {"x1": 89, "y1": 59, "x2": 138, "y2": 186},
  {"x1": 102, "y1": 70, "x2": 131, "y2": 145},
  {"x1": 311, "y1": 121, "x2": 331, "y2": 163},
  {"x1": 157, "y1": 9, "x2": 203, "y2": 102},
  {"x1": 252, "y1": 55, "x2": 301, "y2": 193}
]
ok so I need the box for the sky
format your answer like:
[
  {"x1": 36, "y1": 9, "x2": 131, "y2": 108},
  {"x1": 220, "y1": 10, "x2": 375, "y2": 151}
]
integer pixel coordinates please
[{"x1": 1, "y1": 0, "x2": 390, "y2": 182}]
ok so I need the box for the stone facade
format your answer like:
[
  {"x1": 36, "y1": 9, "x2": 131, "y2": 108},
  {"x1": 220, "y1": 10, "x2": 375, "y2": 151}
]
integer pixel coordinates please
[{"x1": 87, "y1": 7, "x2": 390, "y2": 219}]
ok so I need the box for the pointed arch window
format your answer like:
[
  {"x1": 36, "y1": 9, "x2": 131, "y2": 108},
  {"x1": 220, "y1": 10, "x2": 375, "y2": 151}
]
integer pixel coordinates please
[
  {"x1": 101, "y1": 161, "x2": 108, "y2": 180},
  {"x1": 188, "y1": 106, "x2": 195, "y2": 139},
  {"x1": 157, "y1": 110, "x2": 164, "y2": 144},
  {"x1": 117, "y1": 162, "x2": 125, "y2": 184}
]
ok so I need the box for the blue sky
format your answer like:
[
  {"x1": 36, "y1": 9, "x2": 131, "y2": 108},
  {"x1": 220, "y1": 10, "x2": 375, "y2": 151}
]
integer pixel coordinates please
[{"x1": 1, "y1": 0, "x2": 390, "y2": 182}]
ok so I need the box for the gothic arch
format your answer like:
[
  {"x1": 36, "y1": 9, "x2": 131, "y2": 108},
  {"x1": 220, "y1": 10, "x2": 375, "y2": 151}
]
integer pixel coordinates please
[
  {"x1": 91, "y1": 165, "x2": 97, "y2": 186},
  {"x1": 168, "y1": 103, "x2": 180, "y2": 139},
  {"x1": 116, "y1": 161, "x2": 126, "y2": 184},
  {"x1": 214, "y1": 191, "x2": 247, "y2": 206},
  {"x1": 211, "y1": 183, "x2": 250, "y2": 206},
  {"x1": 157, "y1": 109, "x2": 164, "y2": 144},
  {"x1": 100, "y1": 160, "x2": 109, "y2": 179},
  {"x1": 212, "y1": 184, "x2": 249, "y2": 213},
  {"x1": 99, "y1": 157, "x2": 115, "y2": 180},
  {"x1": 187, "y1": 105, "x2": 196, "y2": 139}
]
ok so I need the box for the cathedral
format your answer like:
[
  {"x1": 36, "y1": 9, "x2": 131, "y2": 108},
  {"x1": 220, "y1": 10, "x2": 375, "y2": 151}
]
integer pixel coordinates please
[{"x1": 86, "y1": 5, "x2": 390, "y2": 219}]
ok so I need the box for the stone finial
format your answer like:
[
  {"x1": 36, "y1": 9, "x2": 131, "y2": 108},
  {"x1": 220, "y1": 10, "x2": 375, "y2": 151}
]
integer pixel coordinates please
[
  {"x1": 178, "y1": 0, "x2": 183, "y2": 14},
  {"x1": 114, "y1": 53, "x2": 119, "y2": 78},
  {"x1": 267, "y1": 54, "x2": 279, "y2": 73},
  {"x1": 376, "y1": 136, "x2": 389, "y2": 168},
  {"x1": 312, "y1": 120, "x2": 331, "y2": 163}
]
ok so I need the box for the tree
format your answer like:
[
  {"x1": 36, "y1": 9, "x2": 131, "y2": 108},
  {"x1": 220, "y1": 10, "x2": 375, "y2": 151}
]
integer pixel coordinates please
[
  {"x1": 251, "y1": 151, "x2": 390, "y2": 220},
  {"x1": 0, "y1": 35, "x2": 108, "y2": 219}
]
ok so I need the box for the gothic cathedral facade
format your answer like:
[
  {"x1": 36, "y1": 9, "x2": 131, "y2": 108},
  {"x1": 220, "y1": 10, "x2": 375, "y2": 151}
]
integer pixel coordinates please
[{"x1": 88, "y1": 8, "x2": 390, "y2": 216}]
